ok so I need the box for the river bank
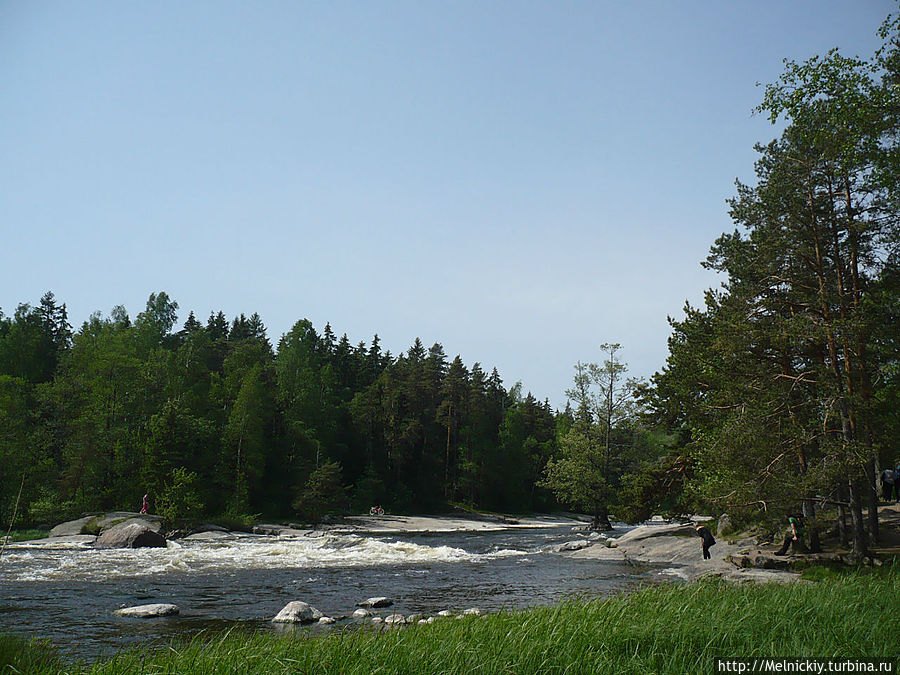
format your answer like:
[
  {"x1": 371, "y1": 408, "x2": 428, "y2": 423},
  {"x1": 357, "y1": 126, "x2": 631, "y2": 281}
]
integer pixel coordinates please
[{"x1": 4, "y1": 564, "x2": 897, "y2": 674}]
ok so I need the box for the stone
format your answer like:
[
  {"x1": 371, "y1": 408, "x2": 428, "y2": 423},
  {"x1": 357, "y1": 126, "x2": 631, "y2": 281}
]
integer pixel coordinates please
[
  {"x1": 115, "y1": 603, "x2": 179, "y2": 618},
  {"x1": 272, "y1": 601, "x2": 324, "y2": 624},
  {"x1": 94, "y1": 513, "x2": 163, "y2": 535},
  {"x1": 557, "y1": 540, "x2": 591, "y2": 552},
  {"x1": 370, "y1": 617, "x2": 383, "y2": 624},
  {"x1": 418, "y1": 617, "x2": 435, "y2": 625},
  {"x1": 95, "y1": 522, "x2": 167, "y2": 549},
  {"x1": 184, "y1": 530, "x2": 232, "y2": 541},
  {"x1": 462, "y1": 608, "x2": 483, "y2": 616},
  {"x1": 406, "y1": 613, "x2": 423, "y2": 623},
  {"x1": 717, "y1": 513, "x2": 735, "y2": 537},
  {"x1": 253, "y1": 524, "x2": 286, "y2": 536},
  {"x1": 49, "y1": 516, "x2": 96, "y2": 537},
  {"x1": 352, "y1": 608, "x2": 371, "y2": 618},
  {"x1": 384, "y1": 614, "x2": 407, "y2": 624},
  {"x1": 357, "y1": 596, "x2": 393, "y2": 608},
  {"x1": 318, "y1": 616, "x2": 336, "y2": 625},
  {"x1": 437, "y1": 610, "x2": 453, "y2": 617}
]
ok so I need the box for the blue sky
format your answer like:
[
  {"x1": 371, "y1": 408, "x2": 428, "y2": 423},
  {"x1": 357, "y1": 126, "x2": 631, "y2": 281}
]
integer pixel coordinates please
[{"x1": 1, "y1": 1, "x2": 894, "y2": 406}]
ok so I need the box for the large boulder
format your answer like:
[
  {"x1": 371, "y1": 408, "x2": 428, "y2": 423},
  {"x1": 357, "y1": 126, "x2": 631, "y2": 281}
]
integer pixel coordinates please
[
  {"x1": 357, "y1": 596, "x2": 393, "y2": 608},
  {"x1": 717, "y1": 514, "x2": 735, "y2": 537},
  {"x1": 272, "y1": 601, "x2": 324, "y2": 624},
  {"x1": 115, "y1": 603, "x2": 179, "y2": 617},
  {"x1": 50, "y1": 512, "x2": 163, "y2": 538},
  {"x1": 95, "y1": 522, "x2": 167, "y2": 549}
]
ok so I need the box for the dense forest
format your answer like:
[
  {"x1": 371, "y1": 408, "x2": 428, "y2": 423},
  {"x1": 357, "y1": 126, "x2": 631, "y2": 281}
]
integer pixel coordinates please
[
  {"x1": 0, "y1": 293, "x2": 574, "y2": 525},
  {"x1": 3, "y1": 12, "x2": 900, "y2": 558}
]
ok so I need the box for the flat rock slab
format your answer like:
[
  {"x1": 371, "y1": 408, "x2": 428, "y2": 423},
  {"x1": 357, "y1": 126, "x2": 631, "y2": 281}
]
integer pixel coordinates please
[
  {"x1": 49, "y1": 516, "x2": 96, "y2": 537},
  {"x1": 115, "y1": 603, "x2": 179, "y2": 618},
  {"x1": 357, "y1": 597, "x2": 393, "y2": 608},
  {"x1": 11, "y1": 534, "x2": 97, "y2": 547},
  {"x1": 272, "y1": 601, "x2": 324, "y2": 623},
  {"x1": 184, "y1": 530, "x2": 233, "y2": 541}
]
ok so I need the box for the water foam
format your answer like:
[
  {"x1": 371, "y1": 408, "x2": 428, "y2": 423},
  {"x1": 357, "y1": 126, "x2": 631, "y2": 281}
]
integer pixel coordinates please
[{"x1": 0, "y1": 533, "x2": 527, "y2": 582}]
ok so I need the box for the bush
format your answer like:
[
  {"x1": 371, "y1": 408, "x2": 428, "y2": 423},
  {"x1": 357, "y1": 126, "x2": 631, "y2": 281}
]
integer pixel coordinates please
[
  {"x1": 292, "y1": 461, "x2": 347, "y2": 523},
  {"x1": 156, "y1": 467, "x2": 204, "y2": 527}
]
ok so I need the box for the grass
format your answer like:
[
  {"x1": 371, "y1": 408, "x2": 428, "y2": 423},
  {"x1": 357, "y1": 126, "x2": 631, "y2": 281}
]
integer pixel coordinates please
[
  {"x1": 1, "y1": 528, "x2": 49, "y2": 543},
  {"x1": 2, "y1": 566, "x2": 898, "y2": 674}
]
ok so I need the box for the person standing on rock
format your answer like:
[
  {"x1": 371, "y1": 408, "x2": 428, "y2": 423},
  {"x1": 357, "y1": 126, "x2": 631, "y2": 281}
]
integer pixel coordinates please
[
  {"x1": 694, "y1": 523, "x2": 716, "y2": 560},
  {"x1": 140, "y1": 494, "x2": 150, "y2": 515}
]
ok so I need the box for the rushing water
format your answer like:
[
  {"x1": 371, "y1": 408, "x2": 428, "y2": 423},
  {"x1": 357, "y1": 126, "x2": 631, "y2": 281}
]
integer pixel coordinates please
[{"x1": 0, "y1": 525, "x2": 649, "y2": 661}]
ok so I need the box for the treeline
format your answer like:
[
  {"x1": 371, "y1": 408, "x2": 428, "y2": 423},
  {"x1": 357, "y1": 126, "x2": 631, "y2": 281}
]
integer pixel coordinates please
[
  {"x1": 0, "y1": 293, "x2": 570, "y2": 525},
  {"x1": 631, "y1": 13, "x2": 900, "y2": 557}
]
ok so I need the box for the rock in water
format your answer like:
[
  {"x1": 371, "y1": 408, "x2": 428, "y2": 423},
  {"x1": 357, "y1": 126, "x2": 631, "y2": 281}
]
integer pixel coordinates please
[
  {"x1": 357, "y1": 596, "x2": 393, "y2": 608},
  {"x1": 115, "y1": 603, "x2": 179, "y2": 617},
  {"x1": 272, "y1": 601, "x2": 324, "y2": 623},
  {"x1": 95, "y1": 522, "x2": 167, "y2": 549},
  {"x1": 352, "y1": 608, "x2": 371, "y2": 618},
  {"x1": 557, "y1": 540, "x2": 591, "y2": 552},
  {"x1": 384, "y1": 614, "x2": 407, "y2": 625}
]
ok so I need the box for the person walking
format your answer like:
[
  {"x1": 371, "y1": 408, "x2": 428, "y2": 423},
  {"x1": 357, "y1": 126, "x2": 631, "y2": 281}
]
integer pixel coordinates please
[
  {"x1": 695, "y1": 522, "x2": 716, "y2": 560},
  {"x1": 774, "y1": 515, "x2": 807, "y2": 555}
]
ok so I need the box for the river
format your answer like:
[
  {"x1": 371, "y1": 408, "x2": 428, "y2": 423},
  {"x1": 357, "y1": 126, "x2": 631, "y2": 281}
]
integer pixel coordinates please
[{"x1": 0, "y1": 524, "x2": 652, "y2": 662}]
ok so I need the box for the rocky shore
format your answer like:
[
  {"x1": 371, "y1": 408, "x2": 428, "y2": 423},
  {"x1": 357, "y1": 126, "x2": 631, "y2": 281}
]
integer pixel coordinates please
[{"x1": 564, "y1": 521, "x2": 801, "y2": 583}]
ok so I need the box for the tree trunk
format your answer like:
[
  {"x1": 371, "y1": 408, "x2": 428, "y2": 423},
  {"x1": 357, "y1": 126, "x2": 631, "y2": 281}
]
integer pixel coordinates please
[
  {"x1": 865, "y1": 457, "x2": 879, "y2": 543},
  {"x1": 801, "y1": 497, "x2": 821, "y2": 553},
  {"x1": 837, "y1": 486, "x2": 849, "y2": 549},
  {"x1": 847, "y1": 478, "x2": 868, "y2": 558}
]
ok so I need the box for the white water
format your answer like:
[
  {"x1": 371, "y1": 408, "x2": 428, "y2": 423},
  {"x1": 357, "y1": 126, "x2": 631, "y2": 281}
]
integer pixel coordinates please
[{"x1": 2, "y1": 532, "x2": 527, "y2": 582}]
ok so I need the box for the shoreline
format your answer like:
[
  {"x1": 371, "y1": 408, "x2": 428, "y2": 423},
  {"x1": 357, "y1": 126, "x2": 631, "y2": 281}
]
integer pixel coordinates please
[{"x1": 565, "y1": 521, "x2": 800, "y2": 583}]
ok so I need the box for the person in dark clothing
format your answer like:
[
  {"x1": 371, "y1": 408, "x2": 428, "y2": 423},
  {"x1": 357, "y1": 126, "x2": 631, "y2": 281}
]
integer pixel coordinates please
[
  {"x1": 695, "y1": 523, "x2": 716, "y2": 560},
  {"x1": 774, "y1": 515, "x2": 807, "y2": 555}
]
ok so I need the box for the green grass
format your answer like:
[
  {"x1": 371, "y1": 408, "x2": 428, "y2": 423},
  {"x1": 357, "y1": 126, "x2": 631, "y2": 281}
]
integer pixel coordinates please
[
  {"x1": 3, "y1": 567, "x2": 898, "y2": 674},
  {"x1": 1, "y1": 528, "x2": 49, "y2": 543}
]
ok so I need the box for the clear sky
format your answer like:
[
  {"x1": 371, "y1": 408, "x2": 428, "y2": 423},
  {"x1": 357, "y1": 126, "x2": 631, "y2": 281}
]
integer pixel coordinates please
[{"x1": 1, "y1": 1, "x2": 894, "y2": 407}]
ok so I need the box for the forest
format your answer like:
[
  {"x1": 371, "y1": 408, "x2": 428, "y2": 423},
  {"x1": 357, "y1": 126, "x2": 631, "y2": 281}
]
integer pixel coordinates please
[{"x1": 2, "y1": 13, "x2": 900, "y2": 560}]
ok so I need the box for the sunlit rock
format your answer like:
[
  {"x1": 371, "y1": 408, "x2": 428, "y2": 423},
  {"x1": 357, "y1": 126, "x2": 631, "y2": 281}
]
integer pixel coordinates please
[
  {"x1": 557, "y1": 540, "x2": 592, "y2": 552},
  {"x1": 115, "y1": 603, "x2": 179, "y2": 618},
  {"x1": 352, "y1": 608, "x2": 371, "y2": 618},
  {"x1": 357, "y1": 596, "x2": 393, "y2": 608},
  {"x1": 95, "y1": 522, "x2": 166, "y2": 549},
  {"x1": 272, "y1": 601, "x2": 324, "y2": 623}
]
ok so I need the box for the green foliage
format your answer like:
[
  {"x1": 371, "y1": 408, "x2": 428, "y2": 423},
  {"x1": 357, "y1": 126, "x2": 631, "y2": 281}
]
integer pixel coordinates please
[
  {"x1": 1, "y1": 529, "x2": 48, "y2": 543},
  {"x1": 641, "y1": 13, "x2": 900, "y2": 551},
  {"x1": 542, "y1": 346, "x2": 647, "y2": 525},
  {"x1": 2, "y1": 289, "x2": 558, "y2": 526},
  {"x1": 292, "y1": 461, "x2": 348, "y2": 522},
  {"x1": 157, "y1": 467, "x2": 205, "y2": 526}
]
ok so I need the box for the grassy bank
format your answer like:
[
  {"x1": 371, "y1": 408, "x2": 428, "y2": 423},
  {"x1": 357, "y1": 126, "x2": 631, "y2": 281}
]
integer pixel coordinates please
[
  {"x1": 3, "y1": 567, "x2": 897, "y2": 674},
  {"x1": 1, "y1": 528, "x2": 49, "y2": 543}
]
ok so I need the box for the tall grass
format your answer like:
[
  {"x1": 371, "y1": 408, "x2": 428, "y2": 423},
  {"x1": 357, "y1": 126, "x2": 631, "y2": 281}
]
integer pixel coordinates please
[{"x1": 3, "y1": 567, "x2": 897, "y2": 674}]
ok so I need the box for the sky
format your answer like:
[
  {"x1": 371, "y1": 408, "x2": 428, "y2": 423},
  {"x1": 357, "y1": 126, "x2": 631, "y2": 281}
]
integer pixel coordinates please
[{"x1": 1, "y1": 1, "x2": 895, "y2": 408}]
